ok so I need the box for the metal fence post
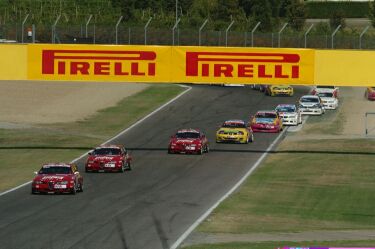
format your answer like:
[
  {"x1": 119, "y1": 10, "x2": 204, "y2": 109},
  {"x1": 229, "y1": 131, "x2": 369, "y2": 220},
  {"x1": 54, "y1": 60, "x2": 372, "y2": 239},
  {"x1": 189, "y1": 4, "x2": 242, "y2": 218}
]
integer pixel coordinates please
[
  {"x1": 225, "y1": 20, "x2": 235, "y2": 47},
  {"x1": 331, "y1": 24, "x2": 341, "y2": 49},
  {"x1": 251, "y1": 22, "x2": 261, "y2": 47},
  {"x1": 304, "y1": 24, "x2": 314, "y2": 48},
  {"x1": 359, "y1": 25, "x2": 370, "y2": 49},
  {"x1": 21, "y1": 14, "x2": 29, "y2": 43},
  {"x1": 172, "y1": 18, "x2": 181, "y2": 46},
  {"x1": 278, "y1": 23, "x2": 288, "y2": 48},
  {"x1": 85, "y1": 14, "x2": 93, "y2": 38},
  {"x1": 32, "y1": 24, "x2": 35, "y2": 43},
  {"x1": 199, "y1": 19, "x2": 208, "y2": 46},
  {"x1": 51, "y1": 14, "x2": 61, "y2": 44},
  {"x1": 115, "y1": 16, "x2": 123, "y2": 45},
  {"x1": 144, "y1": 17, "x2": 152, "y2": 45}
]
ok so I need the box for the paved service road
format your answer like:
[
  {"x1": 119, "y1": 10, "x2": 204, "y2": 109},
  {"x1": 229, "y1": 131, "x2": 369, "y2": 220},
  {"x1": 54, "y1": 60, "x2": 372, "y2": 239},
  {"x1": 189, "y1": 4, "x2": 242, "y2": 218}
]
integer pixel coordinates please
[{"x1": 0, "y1": 85, "x2": 308, "y2": 249}]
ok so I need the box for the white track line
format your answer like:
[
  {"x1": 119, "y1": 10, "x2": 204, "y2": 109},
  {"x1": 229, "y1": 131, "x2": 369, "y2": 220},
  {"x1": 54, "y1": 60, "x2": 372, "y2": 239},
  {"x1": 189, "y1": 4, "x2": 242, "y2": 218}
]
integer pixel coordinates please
[
  {"x1": 170, "y1": 127, "x2": 288, "y2": 249},
  {"x1": 0, "y1": 181, "x2": 32, "y2": 197},
  {"x1": 0, "y1": 84, "x2": 192, "y2": 197}
]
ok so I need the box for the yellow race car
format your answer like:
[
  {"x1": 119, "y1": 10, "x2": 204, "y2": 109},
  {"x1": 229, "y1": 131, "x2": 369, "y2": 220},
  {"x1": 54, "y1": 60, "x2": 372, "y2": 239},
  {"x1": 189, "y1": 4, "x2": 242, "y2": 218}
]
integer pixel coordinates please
[
  {"x1": 216, "y1": 120, "x2": 254, "y2": 144},
  {"x1": 265, "y1": 85, "x2": 293, "y2": 97}
]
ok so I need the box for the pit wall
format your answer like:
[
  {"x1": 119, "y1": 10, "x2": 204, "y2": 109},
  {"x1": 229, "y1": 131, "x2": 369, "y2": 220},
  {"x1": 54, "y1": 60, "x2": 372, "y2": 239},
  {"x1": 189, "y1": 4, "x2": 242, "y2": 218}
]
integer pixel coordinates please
[{"x1": 1, "y1": 43, "x2": 374, "y2": 86}]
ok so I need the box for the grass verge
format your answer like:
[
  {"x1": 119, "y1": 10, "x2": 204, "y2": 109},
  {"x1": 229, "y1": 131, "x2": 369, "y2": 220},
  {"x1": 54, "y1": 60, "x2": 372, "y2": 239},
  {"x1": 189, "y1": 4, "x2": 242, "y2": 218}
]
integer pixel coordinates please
[
  {"x1": 0, "y1": 84, "x2": 183, "y2": 192},
  {"x1": 187, "y1": 98, "x2": 375, "y2": 247},
  {"x1": 183, "y1": 240, "x2": 375, "y2": 249}
]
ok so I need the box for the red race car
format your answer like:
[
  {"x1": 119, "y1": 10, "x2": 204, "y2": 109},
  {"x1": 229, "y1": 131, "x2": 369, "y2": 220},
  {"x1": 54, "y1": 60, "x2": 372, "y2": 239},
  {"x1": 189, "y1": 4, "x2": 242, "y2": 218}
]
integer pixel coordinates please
[
  {"x1": 168, "y1": 129, "x2": 209, "y2": 154},
  {"x1": 31, "y1": 163, "x2": 83, "y2": 195},
  {"x1": 85, "y1": 145, "x2": 132, "y2": 173},
  {"x1": 365, "y1": 87, "x2": 375, "y2": 101},
  {"x1": 250, "y1": 110, "x2": 283, "y2": 133}
]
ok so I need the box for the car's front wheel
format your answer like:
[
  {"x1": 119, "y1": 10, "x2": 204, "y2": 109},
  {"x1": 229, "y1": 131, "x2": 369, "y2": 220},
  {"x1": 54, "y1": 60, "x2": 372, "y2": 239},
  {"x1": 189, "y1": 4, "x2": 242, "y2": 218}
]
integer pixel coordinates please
[{"x1": 78, "y1": 182, "x2": 83, "y2": 192}]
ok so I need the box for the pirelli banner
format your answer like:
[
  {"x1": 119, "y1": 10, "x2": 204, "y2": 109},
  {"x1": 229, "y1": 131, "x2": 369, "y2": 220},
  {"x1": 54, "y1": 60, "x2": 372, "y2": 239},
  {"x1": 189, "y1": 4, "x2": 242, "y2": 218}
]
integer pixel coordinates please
[
  {"x1": 27, "y1": 44, "x2": 315, "y2": 85},
  {"x1": 0, "y1": 43, "x2": 372, "y2": 86}
]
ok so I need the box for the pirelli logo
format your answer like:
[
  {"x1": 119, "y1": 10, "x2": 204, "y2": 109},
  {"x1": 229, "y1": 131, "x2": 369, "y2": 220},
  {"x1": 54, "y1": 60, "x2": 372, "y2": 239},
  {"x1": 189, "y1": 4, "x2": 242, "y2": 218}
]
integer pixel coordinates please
[
  {"x1": 42, "y1": 50, "x2": 156, "y2": 76},
  {"x1": 186, "y1": 52, "x2": 300, "y2": 79}
]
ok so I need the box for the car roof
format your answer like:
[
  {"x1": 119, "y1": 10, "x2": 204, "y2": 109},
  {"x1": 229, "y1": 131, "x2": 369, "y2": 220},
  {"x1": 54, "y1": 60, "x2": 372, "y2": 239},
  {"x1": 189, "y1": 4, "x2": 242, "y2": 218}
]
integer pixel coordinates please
[
  {"x1": 276, "y1": 104, "x2": 296, "y2": 107},
  {"x1": 301, "y1": 95, "x2": 319, "y2": 98},
  {"x1": 95, "y1": 145, "x2": 123, "y2": 150},
  {"x1": 42, "y1": 163, "x2": 71, "y2": 168},
  {"x1": 257, "y1": 110, "x2": 277, "y2": 114},
  {"x1": 177, "y1": 129, "x2": 200, "y2": 133},
  {"x1": 223, "y1": 120, "x2": 245, "y2": 124}
]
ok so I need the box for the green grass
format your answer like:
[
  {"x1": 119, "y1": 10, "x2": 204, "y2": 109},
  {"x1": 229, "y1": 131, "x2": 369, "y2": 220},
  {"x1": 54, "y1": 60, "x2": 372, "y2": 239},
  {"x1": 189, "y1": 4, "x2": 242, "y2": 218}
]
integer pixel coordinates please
[
  {"x1": 183, "y1": 240, "x2": 375, "y2": 249},
  {"x1": 0, "y1": 84, "x2": 183, "y2": 192},
  {"x1": 297, "y1": 98, "x2": 346, "y2": 136},
  {"x1": 199, "y1": 140, "x2": 375, "y2": 234}
]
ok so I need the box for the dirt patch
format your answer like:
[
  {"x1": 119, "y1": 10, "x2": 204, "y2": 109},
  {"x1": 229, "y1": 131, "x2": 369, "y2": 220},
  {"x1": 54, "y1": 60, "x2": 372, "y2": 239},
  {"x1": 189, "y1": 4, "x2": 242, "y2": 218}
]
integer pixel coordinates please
[
  {"x1": 341, "y1": 87, "x2": 375, "y2": 136},
  {"x1": 184, "y1": 230, "x2": 375, "y2": 246},
  {"x1": 0, "y1": 81, "x2": 148, "y2": 124}
]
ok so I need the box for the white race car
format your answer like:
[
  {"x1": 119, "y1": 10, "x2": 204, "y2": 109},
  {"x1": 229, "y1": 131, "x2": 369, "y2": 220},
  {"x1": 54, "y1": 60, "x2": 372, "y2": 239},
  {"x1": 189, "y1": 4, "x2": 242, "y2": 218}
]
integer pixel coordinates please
[
  {"x1": 299, "y1": 95, "x2": 325, "y2": 115},
  {"x1": 316, "y1": 91, "x2": 339, "y2": 110},
  {"x1": 312, "y1": 85, "x2": 339, "y2": 97},
  {"x1": 275, "y1": 104, "x2": 302, "y2": 126}
]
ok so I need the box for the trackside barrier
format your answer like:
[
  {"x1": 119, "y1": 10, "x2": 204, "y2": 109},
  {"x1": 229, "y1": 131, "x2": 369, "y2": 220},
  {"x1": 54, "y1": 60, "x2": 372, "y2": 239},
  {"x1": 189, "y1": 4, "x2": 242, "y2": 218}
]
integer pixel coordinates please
[{"x1": 1, "y1": 43, "x2": 375, "y2": 86}]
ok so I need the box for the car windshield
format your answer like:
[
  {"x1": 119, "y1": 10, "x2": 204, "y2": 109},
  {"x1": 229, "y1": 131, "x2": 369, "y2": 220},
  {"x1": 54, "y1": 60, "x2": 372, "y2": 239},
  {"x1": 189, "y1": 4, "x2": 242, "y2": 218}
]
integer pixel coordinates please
[
  {"x1": 318, "y1": 92, "x2": 334, "y2": 97},
  {"x1": 93, "y1": 148, "x2": 121, "y2": 155},
  {"x1": 276, "y1": 106, "x2": 296, "y2": 112},
  {"x1": 176, "y1": 132, "x2": 200, "y2": 138},
  {"x1": 39, "y1": 166, "x2": 72, "y2": 174},
  {"x1": 256, "y1": 112, "x2": 277, "y2": 119},
  {"x1": 317, "y1": 85, "x2": 335, "y2": 89},
  {"x1": 222, "y1": 122, "x2": 246, "y2": 128},
  {"x1": 301, "y1": 97, "x2": 319, "y2": 103}
]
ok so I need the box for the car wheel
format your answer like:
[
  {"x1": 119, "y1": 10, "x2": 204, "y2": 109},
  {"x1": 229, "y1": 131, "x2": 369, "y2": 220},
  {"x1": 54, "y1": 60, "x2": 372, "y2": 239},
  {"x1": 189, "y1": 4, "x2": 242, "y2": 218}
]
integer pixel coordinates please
[
  {"x1": 126, "y1": 162, "x2": 132, "y2": 171},
  {"x1": 78, "y1": 182, "x2": 83, "y2": 192},
  {"x1": 168, "y1": 148, "x2": 173, "y2": 154},
  {"x1": 119, "y1": 162, "x2": 125, "y2": 173},
  {"x1": 198, "y1": 147, "x2": 203, "y2": 155},
  {"x1": 249, "y1": 133, "x2": 254, "y2": 142},
  {"x1": 71, "y1": 184, "x2": 77, "y2": 195},
  {"x1": 204, "y1": 144, "x2": 210, "y2": 153},
  {"x1": 31, "y1": 189, "x2": 37, "y2": 195}
]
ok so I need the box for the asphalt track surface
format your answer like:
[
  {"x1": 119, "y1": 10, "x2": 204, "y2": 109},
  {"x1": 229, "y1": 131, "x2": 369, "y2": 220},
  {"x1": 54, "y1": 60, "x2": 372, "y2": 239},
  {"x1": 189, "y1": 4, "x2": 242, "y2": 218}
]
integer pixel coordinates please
[{"x1": 0, "y1": 85, "x2": 308, "y2": 249}]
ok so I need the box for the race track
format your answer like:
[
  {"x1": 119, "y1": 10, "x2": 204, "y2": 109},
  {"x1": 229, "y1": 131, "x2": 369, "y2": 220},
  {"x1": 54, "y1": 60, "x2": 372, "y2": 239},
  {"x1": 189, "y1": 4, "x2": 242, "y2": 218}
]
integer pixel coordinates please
[{"x1": 0, "y1": 85, "x2": 308, "y2": 249}]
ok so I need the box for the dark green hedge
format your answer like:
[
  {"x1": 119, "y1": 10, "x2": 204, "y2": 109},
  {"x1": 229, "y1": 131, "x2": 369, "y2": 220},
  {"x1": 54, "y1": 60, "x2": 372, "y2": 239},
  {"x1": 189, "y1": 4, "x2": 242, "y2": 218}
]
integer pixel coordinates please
[{"x1": 306, "y1": 1, "x2": 371, "y2": 18}]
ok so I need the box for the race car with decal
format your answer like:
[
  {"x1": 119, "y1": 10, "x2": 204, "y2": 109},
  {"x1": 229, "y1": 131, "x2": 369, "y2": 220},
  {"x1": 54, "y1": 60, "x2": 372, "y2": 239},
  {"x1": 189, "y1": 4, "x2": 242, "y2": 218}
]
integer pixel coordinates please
[
  {"x1": 315, "y1": 91, "x2": 339, "y2": 110},
  {"x1": 265, "y1": 85, "x2": 294, "y2": 97},
  {"x1": 275, "y1": 104, "x2": 302, "y2": 126},
  {"x1": 311, "y1": 85, "x2": 339, "y2": 97},
  {"x1": 250, "y1": 110, "x2": 283, "y2": 133},
  {"x1": 216, "y1": 120, "x2": 254, "y2": 143},
  {"x1": 168, "y1": 129, "x2": 209, "y2": 154},
  {"x1": 299, "y1": 95, "x2": 325, "y2": 115},
  {"x1": 31, "y1": 163, "x2": 83, "y2": 195},
  {"x1": 85, "y1": 145, "x2": 132, "y2": 173},
  {"x1": 365, "y1": 87, "x2": 375, "y2": 101}
]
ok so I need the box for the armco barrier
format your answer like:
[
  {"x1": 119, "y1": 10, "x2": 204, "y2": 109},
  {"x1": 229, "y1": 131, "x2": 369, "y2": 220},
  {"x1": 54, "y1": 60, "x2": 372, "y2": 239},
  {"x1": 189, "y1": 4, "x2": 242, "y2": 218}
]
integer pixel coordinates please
[{"x1": 0, "y1": 43, "x2": 374, "y2": 86}]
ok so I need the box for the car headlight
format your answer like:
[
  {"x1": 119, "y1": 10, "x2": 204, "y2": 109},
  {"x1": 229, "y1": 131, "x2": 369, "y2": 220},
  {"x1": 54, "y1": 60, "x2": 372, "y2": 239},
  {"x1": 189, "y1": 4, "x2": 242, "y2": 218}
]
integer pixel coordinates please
[
  {"x1": 238, "y1": 131, "x2": 244, "y2": 135},
  {"x1": 218, "y1": 130, "x2": 225, "y2": 134},
  {"x1": 59, "y1": 181, "x2": 68, "y2": 185},
  {"x1": 87, "y1": 160, "x2": 94, "y2": 164},
  {"x1": 34, "y1": 181, "x2": 42, "y2": 184}
]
